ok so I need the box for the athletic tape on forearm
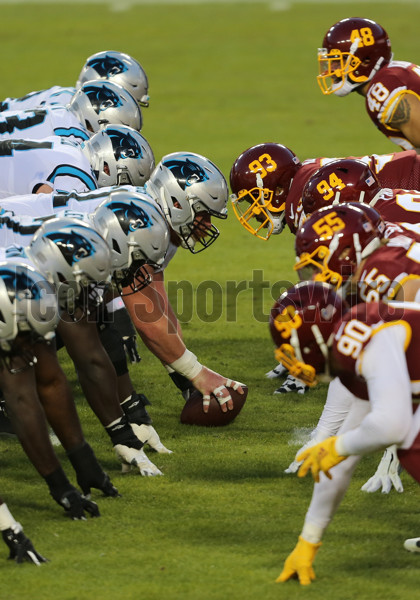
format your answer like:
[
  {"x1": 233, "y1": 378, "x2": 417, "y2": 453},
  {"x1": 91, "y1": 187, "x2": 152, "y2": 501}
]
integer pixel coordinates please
[{"x1": 169, "y1": 349, "x2": 202, "y2": 380}]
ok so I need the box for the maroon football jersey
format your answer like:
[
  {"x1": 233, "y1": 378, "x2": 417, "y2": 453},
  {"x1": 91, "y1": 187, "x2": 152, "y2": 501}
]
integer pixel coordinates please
[
  {"x1": 332, "y1": 302, "x2": 420, "y2": 399},
  {"x1": 365, "y1": 61, "x2": 420, "y2": 150},
  {"x1": 373, "y1": 189, "x2": 420, "y2": 226},
  {"x1": 355, "y1": 236, "x2": 420, "y2": 304},
  {"x1": 286, "y1": 150, "x2": 420, "y2": 233}
]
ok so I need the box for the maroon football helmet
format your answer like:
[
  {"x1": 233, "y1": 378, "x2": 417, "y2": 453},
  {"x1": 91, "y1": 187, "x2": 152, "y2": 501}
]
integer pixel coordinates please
[
  {"x1": 345, "y1": 201, "x2": 385, "y2": 238},
  {"x1": 294, "y1": 203, "x2": 382, "y2": 290},
  {"x1": 269, "y1": 281, "x2": 349, "y2": 386},
  {"x1": 302, "y1": 159, "x2": 382, "y2": 216},
  {"x1": 229, "y1": 143, "x2": 301, "y2": 240},
  {"x1": 318, "y1": 17, "x2": 392, "y2": 96}
]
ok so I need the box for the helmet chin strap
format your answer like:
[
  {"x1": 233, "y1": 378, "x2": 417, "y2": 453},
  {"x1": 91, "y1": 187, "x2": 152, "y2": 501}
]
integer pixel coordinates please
[{"x1": 349, "y1": 37, "x2": 361, "y2": 60}]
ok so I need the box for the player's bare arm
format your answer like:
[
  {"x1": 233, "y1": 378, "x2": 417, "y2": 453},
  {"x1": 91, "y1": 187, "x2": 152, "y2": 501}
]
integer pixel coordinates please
[
  {"x1": 122, "y1": 268, "x2": 186, "y2": 365},
  {"x1": 390, "y1": 94, "x2": 420, "y2": 150}
]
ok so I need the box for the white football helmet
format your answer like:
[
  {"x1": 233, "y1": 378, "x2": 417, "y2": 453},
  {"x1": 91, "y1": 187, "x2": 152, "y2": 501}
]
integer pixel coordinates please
[
  {"x1": 76, "y1": 50, "x2": 149, "y2": 107},
  {"x1": 91, "y1": 188, "x2": 170, "y2": 294},
  {"x1": 81, "y1": 125, "x2": 155, "y2": 187},
  {"x1": 68, "y1": 80, "x2": 142, "y2": 133},
  {"x1": 146, "y1": 152, "x2": 228, "y2": 253},
  {"x1": 27, "y1": 217, "x2": 112, "y2": 315},
  {"x1": 0, "y1": 260, "x2": 59, "y2": 362}
]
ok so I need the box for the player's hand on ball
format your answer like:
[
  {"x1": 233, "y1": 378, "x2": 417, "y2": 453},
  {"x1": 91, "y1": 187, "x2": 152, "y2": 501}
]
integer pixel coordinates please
[{"x1": 191, "y1": 366, "x2": 244, "y2": 413}]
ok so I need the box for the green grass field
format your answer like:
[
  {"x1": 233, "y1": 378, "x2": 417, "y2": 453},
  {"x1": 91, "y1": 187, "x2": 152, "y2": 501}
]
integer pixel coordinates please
[{"x1": 1, "y1": 2, "x2": 420, "y2": 599}]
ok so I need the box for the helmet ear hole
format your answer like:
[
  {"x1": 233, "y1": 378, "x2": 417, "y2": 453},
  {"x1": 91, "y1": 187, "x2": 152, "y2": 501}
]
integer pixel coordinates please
[
  {"x1": 171, "y1": 196, "x2": 181, "y2": 209},
  {"x1": 112, "y1": 239, "x2": 121, "y2": 254}
]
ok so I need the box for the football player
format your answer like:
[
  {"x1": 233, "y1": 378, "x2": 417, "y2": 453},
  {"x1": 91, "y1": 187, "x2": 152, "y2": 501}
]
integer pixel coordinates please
[
  {"x1": 0, "y1": 50, "x2": 149, "y2": 112},
  {"x1": 317, "y1": 17, "x2": 420, "y2": 151},
  {"x1": 294, "y1": 202, "x2": 420, "y2": 305},
  {"x1": 301, "y1": 158, "x2": 420, "y2": 225},
  {"x1": 269, "y1": 281, "x2": 420, "y2": 584},
  {"x1": 230, "y1": 142, "x2": 420, "y2": 240},
  {"x1": 4, "y1": 207, "x2": 172, "y2": 474},
  {"x1": 126, "y1": 152, "x2": 246, "y2": 412},
  {"x1": 0, "y1": 124, "x2": 154, "y2": 198},
  {"x1": 288, "y1": 202, "x2": 420, "y2": 485},
  {"x1": 0, "y1": 259, "x2": 106, "y2": 519},
  {"x1": 0, "y1": 496, "x2": 48, "y2": 565},
  {"x1": 0, "y1": 81, "x2": 142, "y2": 145}
]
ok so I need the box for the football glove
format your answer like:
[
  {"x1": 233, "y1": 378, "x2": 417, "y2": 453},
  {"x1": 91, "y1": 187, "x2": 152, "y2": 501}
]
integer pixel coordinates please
[
  {"x1": 404, "y1": 537, "x2": 420, "y2": 553},
  {"x1": 67, "y1": 442, "x2": 120, "y2": 498},
  {"x1": 276, "y1": 536, "x2": 322, "y2": 586},
  {"x1": 361, "y1": 445, "x2": 404, "y2": 494},
  {"x1": 265, "y1": 363, "x2": 288, "y2": 379},
  {"x1": 55, "y1": 490, "x2": 100, "y2": 520},
  {"x1": 274, "y1": 375, "x2": 308, "y2": 395},
  {"x1": 130, "y1": 424, "x2": 173, "y2": 454},
  {"x1": 114, "y1": 445, "x2": 163, "y2": 476},
  {"x1": 123, "y1": 335, "x2": 141, "y2": 364},
  {"x1": 168, "y1": 371, "x2": 196, "y2": 401},
  {"x1": 297, "y1": 436, "x2": 347, "y2": 483},
  {"x1": 111, "y1": 306, "x2": 141, "y2": 364},
  {"x1": 2, "y1": 526, "x2": 48, "y2": 565}
]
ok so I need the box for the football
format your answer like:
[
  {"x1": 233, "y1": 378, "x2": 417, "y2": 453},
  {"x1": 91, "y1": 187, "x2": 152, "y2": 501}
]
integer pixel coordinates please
[{"x1": 180, "y1": 385, "x2": 248, "y2": 426}]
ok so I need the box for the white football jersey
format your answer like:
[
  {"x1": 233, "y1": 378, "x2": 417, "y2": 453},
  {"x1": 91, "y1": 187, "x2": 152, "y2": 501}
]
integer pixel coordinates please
[
  {"x1": 0, "y1": 243, "x2": 34, "y2": 265},
  {"x1": 0, "y1": 136, "x2": 97, "y2": 199},
  {"x1": 0, "y1": 106, "x2": 89, "y2": 144},
  {"x1": 0, "y1": 208, "x2": 93, "y2": 248},
  {"x1": 0, "y1": 86, "x2": 76, "y2": 112}
]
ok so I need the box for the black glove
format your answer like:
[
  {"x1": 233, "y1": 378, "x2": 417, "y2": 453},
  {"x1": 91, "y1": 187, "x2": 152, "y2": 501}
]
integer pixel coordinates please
[
  {"x1": 2, "y1": 527, "x2": 48, "y2": 565},
  {"x1": 112, "y1": 307, "x2": 141, "y2": 364},
  {"x1": 67, "y1": 443, "x2": 120, "y2": 498},
  {"x1": 168, "y1": 371, "x2": 196, "y2": 401},
  {"x1": 57, "y1": 490, "x2": 100, "y2": 520},
  {"x1": 44, "y1": 466, "x2": 101, "y2": 519},
  {"x1": 122, "y1": 335, "x2": 141, "y2": 364}
]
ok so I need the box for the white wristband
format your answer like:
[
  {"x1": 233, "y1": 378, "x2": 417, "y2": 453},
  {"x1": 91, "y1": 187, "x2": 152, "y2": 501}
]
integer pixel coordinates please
[
  {"x1": 0, "y1": 503, "x2": 19, "y2": 532},
  {"x1": 106, "y1": 297, "x2": 125, "y2": 313},
  {"x1": 169, "y1": 349, "x2": 202, "y2": 380}
]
